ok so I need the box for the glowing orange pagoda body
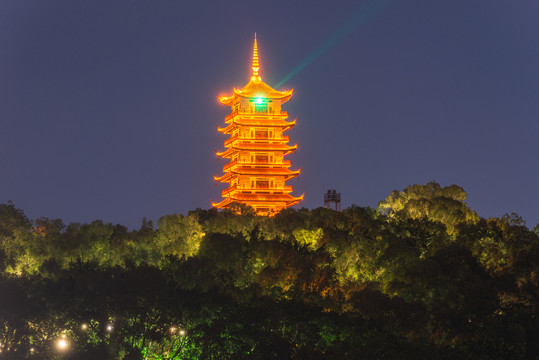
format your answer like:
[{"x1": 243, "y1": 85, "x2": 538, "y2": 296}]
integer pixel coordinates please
[{"x1": 212, "y1": 36, "x2": 303, "y2": 216}]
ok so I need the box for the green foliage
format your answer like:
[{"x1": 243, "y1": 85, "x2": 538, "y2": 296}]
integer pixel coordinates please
[
  {"x1": 197, "y1": 207, "x2": 258, "y2": 241},
  {"x1": 154, "y1": 214, "x2": 205, "y2": 263},
  {"x1": 0, "y1": 183, "x2": 536, "y2": 359},
  {"x1": 0, "y1": 201, "x2": 31, "y2": 241},
  {"x1": 377, "y1": 181, "x2": 479, "y2": 235},
  {"x1": 292, "y1": 228, "x2": 323, "y2": 251}
]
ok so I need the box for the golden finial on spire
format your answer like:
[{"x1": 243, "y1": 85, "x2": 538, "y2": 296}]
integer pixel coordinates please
[{"x1": 252, "y1": 33, "x2": 260, "y2": 77}]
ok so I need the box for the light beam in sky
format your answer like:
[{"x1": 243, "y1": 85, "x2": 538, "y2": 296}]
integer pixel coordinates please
[{"x1": 276, "y1": 0, "x2": 394, "y2": 87}]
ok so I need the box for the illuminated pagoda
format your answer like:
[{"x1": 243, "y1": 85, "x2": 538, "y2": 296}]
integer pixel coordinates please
[{"x1": 212, "y1": 35, "x2": 303, "y2": 216}]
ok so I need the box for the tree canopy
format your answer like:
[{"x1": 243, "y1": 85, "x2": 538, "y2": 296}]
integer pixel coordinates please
[{"x1": 0, "y1": 183, "x2": 537, "y2": 359}]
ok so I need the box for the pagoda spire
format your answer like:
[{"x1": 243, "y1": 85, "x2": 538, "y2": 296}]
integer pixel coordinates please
[{"x1": 252, "y1": 33, "x2": 260, "y2": 77}]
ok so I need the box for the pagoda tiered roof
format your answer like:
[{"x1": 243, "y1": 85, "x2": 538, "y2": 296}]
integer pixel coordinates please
[
  {"x1": 219, "y1": 81, "x2": 293, "y2": 106},
  {"x1": 222, "y1": 159, "x2": 292, "y2": 172},
  {"x1": 216, "y1": 143, "x2": 297, "y2": 158},
  {"x1": 224, "y1": 135, "x2": 290, "y2": 147},
  {"x1": 214, "y1": 166, "x2": 300, "y2": 182},
  {"x1": 218, "y1": 118, "x2": 296, "y2": 134},
  {"x1": 221, "y1": 184, "x2": 294, "y2": 197},
  {"x1": 211, "y1": 192, "x2": 304, "y2": 209}
]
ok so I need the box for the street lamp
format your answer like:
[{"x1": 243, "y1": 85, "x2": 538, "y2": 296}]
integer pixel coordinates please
[{"x1": 56, "y1": 335, "x2": 69, "y2": 351}]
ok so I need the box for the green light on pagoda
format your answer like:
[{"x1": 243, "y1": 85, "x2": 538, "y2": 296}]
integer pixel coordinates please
[{"x1": 255, "y1": 97, "x2": 263, "y2": 105}]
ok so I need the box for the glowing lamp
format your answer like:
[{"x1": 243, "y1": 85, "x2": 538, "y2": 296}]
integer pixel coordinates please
[{"x1": 56, "y1": 338, "x2": 69, "y2": 351}]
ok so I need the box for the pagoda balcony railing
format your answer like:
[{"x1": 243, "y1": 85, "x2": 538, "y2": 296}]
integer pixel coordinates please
[
  {"x1": 223, "y1": 159, "x2": 291, "y2": 172},
  {"x1": 223, "y1": 185, "x2": 293, "y2": 196},
  {"x1": 264, "y1": 185, "x2": 293, "y2": 192},
  {"x1": 224, "y1": 135, "x2": 289, "y2": 147},
  {"x1": 250, "y1": 160, "x2": 291, "y2": 167},
  {"x1": 255, "y1": 135, "x2": 289, "y2": 142},
  {"x1": 225, "y1": 111, "x2": 288, "y2": 122},
  {"x1": 222, "y1": 160, "x2": 237, "y2": 171},
  {"x1": 222, "y1": 185, "x2": 238, "y2": 197}
]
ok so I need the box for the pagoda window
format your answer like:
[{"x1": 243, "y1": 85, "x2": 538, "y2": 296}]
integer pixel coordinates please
[
  {"x1": 256, "y1": 178, "x2": 269, "y2": 189},
  {"x1": 255, "y1": 153, "x2": 268, "y2": 163},
  {"x1": 270, "y1": 180, "x2": 274, "y2": 188},
  {"x1": 253, "y1": 98, "x2": 268, "y2": 113},
  {"x1": 269, "y1": 131, "x2": 273, "y2": 138},
  {"x1": 255, "y1": 129, "x2": 268, "y2": 139}
]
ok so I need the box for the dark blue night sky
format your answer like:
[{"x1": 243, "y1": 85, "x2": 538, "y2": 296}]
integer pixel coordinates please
[{"x1": 1, "y1": 1, "x2": 538, "y2": 228}]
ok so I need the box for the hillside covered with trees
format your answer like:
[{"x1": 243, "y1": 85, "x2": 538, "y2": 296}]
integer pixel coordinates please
[{"x1": 0, "y1": 182, "x2": 537, "y2": 359}]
